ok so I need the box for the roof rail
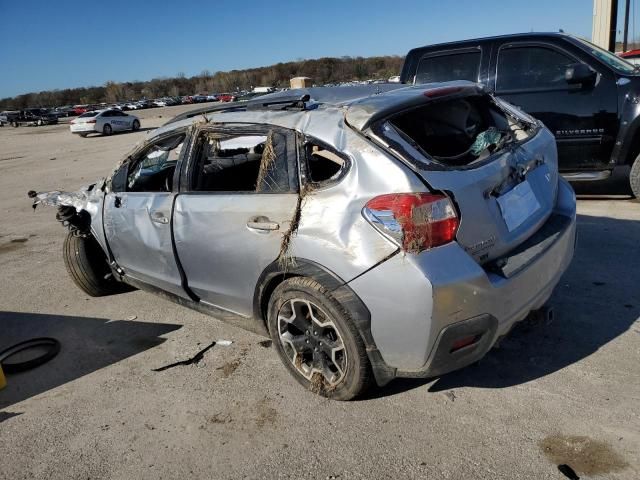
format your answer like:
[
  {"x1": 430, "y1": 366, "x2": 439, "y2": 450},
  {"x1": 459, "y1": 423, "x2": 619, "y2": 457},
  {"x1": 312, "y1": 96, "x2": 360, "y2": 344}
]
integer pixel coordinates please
[
  {"x1": 246, "y1": 94, "x2": 310, "y2": 111},
  {"x1": 163, "y1": 94, "x2": 311, "y2": 126}
]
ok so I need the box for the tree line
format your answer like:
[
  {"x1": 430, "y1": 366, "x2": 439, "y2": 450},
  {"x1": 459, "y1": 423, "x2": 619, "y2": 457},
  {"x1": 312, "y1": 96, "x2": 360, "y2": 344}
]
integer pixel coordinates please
[{"x1": 0, "y1": 55, "x2": 404, "y2": 110}]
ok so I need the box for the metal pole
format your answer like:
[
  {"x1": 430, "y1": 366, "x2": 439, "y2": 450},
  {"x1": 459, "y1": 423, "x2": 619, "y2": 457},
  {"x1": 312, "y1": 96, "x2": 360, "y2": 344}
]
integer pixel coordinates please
[
  {"x1": 609, "y1": 0, "x2": 619, "y2": 51},
  {"x1": 623, "y1": 0, "x2": 631, "y2": 51}
]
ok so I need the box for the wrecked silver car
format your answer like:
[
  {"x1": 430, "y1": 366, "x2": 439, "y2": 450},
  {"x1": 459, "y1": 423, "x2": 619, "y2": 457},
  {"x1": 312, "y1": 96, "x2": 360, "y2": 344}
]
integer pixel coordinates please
[{"x1": 31, "y1": 82, "x2": 577, "y2": 400}]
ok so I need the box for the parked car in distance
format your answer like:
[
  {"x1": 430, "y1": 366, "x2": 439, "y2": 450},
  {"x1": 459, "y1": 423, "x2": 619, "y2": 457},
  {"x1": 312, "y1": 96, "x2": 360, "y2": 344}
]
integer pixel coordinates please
[
  {"x1": 69, "y1": 109, "x2": 140, "y2": 137},
  {"x1": 73, "y1": 104, "x2": 90, "y2": 115},
  {"x1": 619, "y1": 49, "x2": 640, "y2": 65},
  {"x1": 33, "y1": 84, "x2": 576, "y2": 400},
  {"x1": 7, "y1": 108, "x2": 58, "y2": 126},
  {"x1": 152, "y1": 99, "x2": 167, "y2": 107},
  {"x1": 216, "y1": 93, "x2": 236, "y2": 102},
  {"x1": 401, "y1": 32, "x2": 640, "y2": 196}
]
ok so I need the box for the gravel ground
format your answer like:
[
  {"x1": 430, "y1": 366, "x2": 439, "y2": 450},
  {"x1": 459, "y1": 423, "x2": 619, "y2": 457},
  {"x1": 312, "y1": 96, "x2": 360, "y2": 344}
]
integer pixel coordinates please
[{"x1": 0, "y1": 105, "x2": 638, "y2": 479}]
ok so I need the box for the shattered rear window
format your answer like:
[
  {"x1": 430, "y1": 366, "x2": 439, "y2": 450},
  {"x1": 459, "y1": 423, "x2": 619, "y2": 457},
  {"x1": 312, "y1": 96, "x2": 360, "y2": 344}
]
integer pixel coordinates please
[{"x1": 381, "y1": 95, "x2": 536, "y2": 168}]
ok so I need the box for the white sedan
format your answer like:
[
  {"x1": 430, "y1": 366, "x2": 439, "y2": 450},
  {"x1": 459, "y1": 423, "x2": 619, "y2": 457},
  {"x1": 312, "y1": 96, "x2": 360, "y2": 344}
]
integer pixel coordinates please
[{"x1": 70, "y1": 109, "x2": 140, "y2": 137}]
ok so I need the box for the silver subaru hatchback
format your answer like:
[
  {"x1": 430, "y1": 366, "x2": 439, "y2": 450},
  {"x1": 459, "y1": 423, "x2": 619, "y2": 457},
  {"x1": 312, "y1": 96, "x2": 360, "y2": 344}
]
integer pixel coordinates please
[{"x1": 32, "y1": 82, "x2": 577, "y2": 400}]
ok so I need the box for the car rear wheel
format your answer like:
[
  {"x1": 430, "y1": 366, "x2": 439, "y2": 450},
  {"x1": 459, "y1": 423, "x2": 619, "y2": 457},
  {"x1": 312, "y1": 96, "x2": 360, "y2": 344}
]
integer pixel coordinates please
[
  {"x1": 63, "y1": 232, "x2": 132, "y2": 297},
  {"x1": 132, "y1": 119, "x2": 140, "y2": 131},
  {"x1": 79, "y1": 133, "x2": 88, "y2": 138},
  {"x1": 267, "y1": 277, "x2": 373, "y2": 400},
  {"x1": 103, "y1": 124, "x2": 112, "y2": 136},
  {"x1": 630, "y1": 154, "x2": 640, "y2": 198}
]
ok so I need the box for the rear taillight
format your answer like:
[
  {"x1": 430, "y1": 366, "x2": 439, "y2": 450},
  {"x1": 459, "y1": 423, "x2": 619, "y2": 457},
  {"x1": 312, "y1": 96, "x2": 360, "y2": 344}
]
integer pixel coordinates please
[{"x1": 363, "y1": 193, "x2": 459, "y2": 253}]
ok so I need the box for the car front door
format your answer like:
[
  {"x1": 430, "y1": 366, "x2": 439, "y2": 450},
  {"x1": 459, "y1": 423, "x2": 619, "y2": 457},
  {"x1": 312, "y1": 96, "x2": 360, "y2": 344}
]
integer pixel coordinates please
[
  {"x1": 103, "y1": 130, "x2": 189, "y2": 298},
  {"x1": 492, "y1": 41, "x2": 618, "y2": 173},
  {"x1": 173, "y1": 125, "x2": 299, "y2": 317}
]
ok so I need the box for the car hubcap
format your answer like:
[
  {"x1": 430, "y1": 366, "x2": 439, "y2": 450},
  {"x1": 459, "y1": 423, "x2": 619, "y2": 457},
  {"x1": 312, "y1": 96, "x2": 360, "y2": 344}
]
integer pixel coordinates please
[{"x1": 277, "y1": 298, "x2": 347, "y2": 386}]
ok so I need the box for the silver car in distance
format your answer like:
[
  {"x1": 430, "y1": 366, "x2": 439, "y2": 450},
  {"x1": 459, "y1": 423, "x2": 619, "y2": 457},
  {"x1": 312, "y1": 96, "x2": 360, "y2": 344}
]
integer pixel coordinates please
[{"x1": 31, "y1": 82, "x2": 576, "y2": 400}]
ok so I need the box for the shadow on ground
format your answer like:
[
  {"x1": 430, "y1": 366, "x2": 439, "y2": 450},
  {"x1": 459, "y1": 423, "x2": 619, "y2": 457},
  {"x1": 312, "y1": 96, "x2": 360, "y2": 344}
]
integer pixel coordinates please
[
  {"x1": 0, "y1": 311, "x2": 181, "y2": 411},
  {"x1": 369, "y1": 210, "x2": 640, "y2": 399}
]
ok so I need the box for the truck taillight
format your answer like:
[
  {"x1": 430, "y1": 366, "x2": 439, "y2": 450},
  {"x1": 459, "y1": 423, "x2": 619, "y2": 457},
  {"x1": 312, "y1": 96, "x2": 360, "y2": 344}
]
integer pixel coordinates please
[{"x1": 363, "y1": 193, "x2": 458, "y2": 253}]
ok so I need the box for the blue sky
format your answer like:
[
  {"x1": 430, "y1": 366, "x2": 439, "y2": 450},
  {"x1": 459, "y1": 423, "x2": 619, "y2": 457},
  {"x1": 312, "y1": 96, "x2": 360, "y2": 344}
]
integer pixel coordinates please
[{"x1": 0, "y1": 0, "x2": 597, "y2": 98}]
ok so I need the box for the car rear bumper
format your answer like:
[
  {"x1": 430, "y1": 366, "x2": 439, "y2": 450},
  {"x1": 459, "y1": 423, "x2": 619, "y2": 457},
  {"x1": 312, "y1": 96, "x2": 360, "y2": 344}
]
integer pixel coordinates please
[
  {"x1": 70, "y1": 124, "x2": 96, "y2": 133},
  {"x1": 348, "y1": 178, "x2": 577, "y2": 376}
]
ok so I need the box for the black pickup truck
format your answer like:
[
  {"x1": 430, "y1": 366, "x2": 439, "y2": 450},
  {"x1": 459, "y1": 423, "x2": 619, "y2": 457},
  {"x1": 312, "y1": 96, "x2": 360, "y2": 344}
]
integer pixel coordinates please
[
  {"x1": 401, "y1": 32, "x2": 640, "y2": 197},
  {"x1": 2, "y1": 108, "x2": 59, "y2": 127}
]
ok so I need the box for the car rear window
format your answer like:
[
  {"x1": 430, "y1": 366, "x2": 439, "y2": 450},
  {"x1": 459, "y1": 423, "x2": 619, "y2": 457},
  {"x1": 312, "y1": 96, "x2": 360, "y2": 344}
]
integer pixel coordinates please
[{"x1": 79, "y1": 111, "x2": 98, "y2": 118}]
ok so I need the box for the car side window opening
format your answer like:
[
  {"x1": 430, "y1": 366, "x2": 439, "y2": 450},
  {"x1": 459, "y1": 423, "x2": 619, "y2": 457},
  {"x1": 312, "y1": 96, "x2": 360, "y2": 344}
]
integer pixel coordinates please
[
  {"x1": 497, "y1": 46, "x2": 574, "y2": 91},
  {"x1": 305, "y1": 143, "x2": 345, "y2": 184},
  {"x1": 192, "y1": 130, "x2": 292, "y2": 193},
  {"x1": 415, "y1": 51, "x2": 481, "y2": 84},
  {"x1": 127, "y1": 134, "x2": 185, "y2": 192}
]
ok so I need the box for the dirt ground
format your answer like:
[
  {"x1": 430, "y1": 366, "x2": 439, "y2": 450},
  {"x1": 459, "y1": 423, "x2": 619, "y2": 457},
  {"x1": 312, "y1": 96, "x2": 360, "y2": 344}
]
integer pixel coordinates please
[{"x1": 0, "y1": 105, "x2": 638, "y2": 479}]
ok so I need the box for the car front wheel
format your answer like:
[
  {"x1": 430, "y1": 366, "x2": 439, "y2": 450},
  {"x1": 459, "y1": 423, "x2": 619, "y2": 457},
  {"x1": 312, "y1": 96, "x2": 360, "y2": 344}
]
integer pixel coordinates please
[
  {"x1": 63, "y1": 232, "x2": 132, "y2": 297},
  {"x1": 132, "y1": 119, "x2": 140, "y2": 131},
  {"x1": 630, "y1": 153, "x2": 640, "y2": 198},
  {"x1": 267, "y1": 277, "x2": 373, "y2": 400},
  {"x1": 103, "y1": 124, "x2": 112, "y2": 136}
]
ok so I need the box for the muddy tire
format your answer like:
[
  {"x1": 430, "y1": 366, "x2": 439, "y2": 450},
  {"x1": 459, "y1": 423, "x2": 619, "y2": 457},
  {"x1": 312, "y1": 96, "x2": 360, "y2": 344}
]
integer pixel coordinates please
[
  {"x1": 103, "y1": 124, "x2": 112, "y2": 136},
  {"x1": 63, "y1": 232, "x2": 130, "y2": 297},
  {"x1": 630, "y1": 154, "x2": 640, "y2": 198},
  {"x1": 132, "y1": 119, "x2": 140, "y2": 131},
  {"x1": 267, "y1": 277, "x2": 373, "y2": 400}
]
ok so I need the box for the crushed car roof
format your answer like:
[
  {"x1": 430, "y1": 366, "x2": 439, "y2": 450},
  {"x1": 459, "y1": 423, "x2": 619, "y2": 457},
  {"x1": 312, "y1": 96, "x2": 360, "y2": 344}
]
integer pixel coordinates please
[{"x1": 162, "y1": 81, "x2": 485, "y2": 134}]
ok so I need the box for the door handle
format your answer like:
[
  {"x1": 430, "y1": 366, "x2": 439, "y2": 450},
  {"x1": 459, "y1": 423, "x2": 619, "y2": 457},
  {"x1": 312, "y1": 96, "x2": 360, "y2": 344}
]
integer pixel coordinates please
[
  {"x1": 151, "y1": 212, "x2": 169, "y2": 224},
  {"x1": 247, "y1": 216, "x2": 279, "y2": 231}
]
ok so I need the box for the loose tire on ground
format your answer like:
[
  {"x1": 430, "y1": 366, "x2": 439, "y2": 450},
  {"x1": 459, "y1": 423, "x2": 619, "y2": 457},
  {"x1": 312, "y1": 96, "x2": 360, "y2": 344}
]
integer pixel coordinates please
[
  {"x1": 63, "y1": 232, "x2": 131, "y2": 297},
  {"x1": 267, "y1": 277, "x2": 373, "y2": 400},
  {"x1": 630, "y1": 153, "x2": 640, "y2": 198},
  {"x1": 103, "y1": 124, "x2": 112, "y2": 136}
]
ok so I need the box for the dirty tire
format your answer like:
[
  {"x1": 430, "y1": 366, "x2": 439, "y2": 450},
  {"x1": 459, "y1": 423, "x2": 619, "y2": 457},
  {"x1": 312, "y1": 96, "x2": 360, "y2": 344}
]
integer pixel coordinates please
[
  {"x1": 267, "y1": 277, "x2": 373, "y2": 400},
  {"x1": 63, "y1": 232, "x2": 130, "y2": 297},
  {"x1": 103, "y1": 123, "x2": 112, "y2": 136},
  {"x1": 630, "y1": 153, "x2": 640, "y2": 198},
  {"x1": 132, "y1": 119, "x2": 140, "y2": 131}
]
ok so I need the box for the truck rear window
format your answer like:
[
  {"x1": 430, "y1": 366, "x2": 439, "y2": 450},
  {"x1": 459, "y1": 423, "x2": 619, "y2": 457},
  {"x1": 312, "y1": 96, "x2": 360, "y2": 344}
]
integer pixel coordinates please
[{"x1": 415, "y1": 51, "x2": 480, "y2": 84}]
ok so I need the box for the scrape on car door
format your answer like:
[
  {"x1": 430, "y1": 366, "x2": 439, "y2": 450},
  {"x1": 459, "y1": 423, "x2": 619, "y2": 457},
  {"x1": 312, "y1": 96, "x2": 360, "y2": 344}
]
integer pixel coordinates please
[
  {"x1": 103, "y1": 131, "x2": 188, "y2": 297},
  {"x1": 173, "y1": 125, "x2": 299, "y2": 316}
]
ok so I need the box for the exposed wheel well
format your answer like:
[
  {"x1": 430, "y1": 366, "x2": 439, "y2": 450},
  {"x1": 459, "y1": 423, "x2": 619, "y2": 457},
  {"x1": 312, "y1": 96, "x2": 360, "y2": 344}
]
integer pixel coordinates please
[
  {"x1": 258, "y1": 272, "x2": 301, "y2": 328},
  {"x1": 624, "y1": 127, "x2": 640, "y2": 165}
]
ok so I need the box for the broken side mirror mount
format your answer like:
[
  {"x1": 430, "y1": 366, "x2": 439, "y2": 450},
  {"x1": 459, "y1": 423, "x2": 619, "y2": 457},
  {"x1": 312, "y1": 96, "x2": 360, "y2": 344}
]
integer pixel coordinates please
[{"x1": 565, "y1": 63, "x2": 596, "y2": 88}]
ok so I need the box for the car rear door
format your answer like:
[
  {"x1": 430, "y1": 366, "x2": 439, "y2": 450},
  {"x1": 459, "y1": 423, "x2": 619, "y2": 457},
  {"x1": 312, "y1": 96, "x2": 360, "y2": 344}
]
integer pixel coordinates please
[
  {"x1": 491, "y1": 40, "x2": 618, "y2": 172},
  {"x1": 103, "y1": 130, "x2": 188, "y2": 297},
  {"x1": 173, "y1": 124, "x2": 299, "y2": 317}
]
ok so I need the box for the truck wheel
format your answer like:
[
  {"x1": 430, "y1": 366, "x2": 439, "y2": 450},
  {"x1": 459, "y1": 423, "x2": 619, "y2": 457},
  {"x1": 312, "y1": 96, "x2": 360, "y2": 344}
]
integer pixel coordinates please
[
  {"x1": 63, "y1": 232, "x2": 132, "y2": 297},
  {"x1": 267, "y1": 277, "x2": 373, "y2": 400},
  {"x1": 132, "y1": 119, "x2": 140, "y2": 131},
  {"x1": 103, "y1": 124, "x2": 112, "y2": 136},
  {"x1": 630, "y1": 154, "x2": 640, "y2": 198}
]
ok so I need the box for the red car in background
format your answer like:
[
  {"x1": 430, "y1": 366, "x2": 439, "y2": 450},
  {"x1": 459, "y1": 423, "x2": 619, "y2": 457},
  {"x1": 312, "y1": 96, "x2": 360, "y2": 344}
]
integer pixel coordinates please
[
  {"x1": 217, "y1": 93, "x2": 236, "y2": 102},
  {"x1": 73, "y1": 105, "x2": 90, "y2": 115},
  {"x1": 619, "y1": 49, "x2": 640, "y2": 65}
]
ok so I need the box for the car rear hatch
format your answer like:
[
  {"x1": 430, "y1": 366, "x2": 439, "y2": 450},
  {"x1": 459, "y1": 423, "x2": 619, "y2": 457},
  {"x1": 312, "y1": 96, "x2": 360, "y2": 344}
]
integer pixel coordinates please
[{"x1": 347, "y1": 83, "x2": 558, "y2": 264}]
